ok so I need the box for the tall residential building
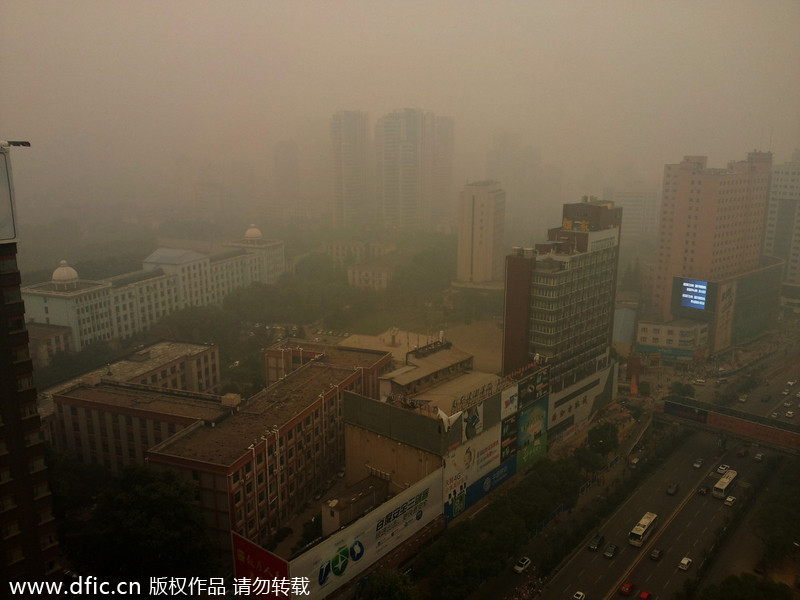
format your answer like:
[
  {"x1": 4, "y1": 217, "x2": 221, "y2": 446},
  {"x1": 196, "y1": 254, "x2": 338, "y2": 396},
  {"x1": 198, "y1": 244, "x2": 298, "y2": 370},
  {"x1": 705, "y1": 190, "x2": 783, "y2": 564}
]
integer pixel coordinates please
[
  {"x1": 638, "y1": 152, "x2": 780, "y2": 360},
  {"x1": 456, "y1": 181, "x2": 505, "y2": 284},
  {"x1": 763, "y1": 150, "x2": 800, "y2": 310},
  {"x1": 331, "y1": 111, "x2": 372, "y2": 228},
  {"x1": 651, "y1": 152, "x2": 773, "y2": 322},
  {"x1": 1, "y1": 142, "x2": 60, "y2": 580},
  {"x1": 609, "y1": 181, "x2": 659, "y2": 245},
  {"x1": 502, "y1": 199, "x2": 621, "y2": 398},
  {"x1": 375, "y1": 109, "x2": 454, "y2": 230}
]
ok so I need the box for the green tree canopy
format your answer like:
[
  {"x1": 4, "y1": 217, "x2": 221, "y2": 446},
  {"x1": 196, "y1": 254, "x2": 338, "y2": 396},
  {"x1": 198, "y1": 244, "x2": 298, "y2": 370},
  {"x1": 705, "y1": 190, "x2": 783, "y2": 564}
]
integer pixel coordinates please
[{"x1": 587, "y1": 422, "x2": 619, "y2": 456}]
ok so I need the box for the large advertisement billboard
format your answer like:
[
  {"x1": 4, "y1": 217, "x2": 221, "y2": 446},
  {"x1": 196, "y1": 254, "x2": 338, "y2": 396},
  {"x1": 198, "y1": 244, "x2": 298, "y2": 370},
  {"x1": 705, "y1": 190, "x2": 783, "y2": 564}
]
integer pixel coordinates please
[
  {"x1": 518, "y1": 367, "x2": 549, "y2": 410},
  {"x1": 500, "y1": 384, "x2": 518, "y2": 419},
  {"x1": 516, "y1": 398, "x2": 548, "y2": 472},
  {"x1": 290, "y1": 470, "x2": 443, "y2": 599},
  {"x1": 444, "y1": 424, "x2": 502, "y2": 520},
  {"x1": 464, "y1": 459, "x2": 517, "y2": 507},
  {"x1": 232, "y1": 532, "x2": 290, "y2": 599}
]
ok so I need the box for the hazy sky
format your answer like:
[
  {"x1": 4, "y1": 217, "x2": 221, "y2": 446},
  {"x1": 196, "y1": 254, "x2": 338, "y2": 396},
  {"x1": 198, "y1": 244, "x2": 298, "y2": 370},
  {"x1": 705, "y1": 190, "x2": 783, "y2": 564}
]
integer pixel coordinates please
[{"x1": 2, "y1": 0, "x2": 799, "y2": 220}]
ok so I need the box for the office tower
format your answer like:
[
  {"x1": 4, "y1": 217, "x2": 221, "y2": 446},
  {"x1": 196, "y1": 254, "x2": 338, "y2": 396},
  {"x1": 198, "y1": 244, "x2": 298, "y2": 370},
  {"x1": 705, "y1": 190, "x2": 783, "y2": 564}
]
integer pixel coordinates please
[
  {"x1": 651, "y1": 152, "x2": 773, "y2": 322},
  {"x1": 763, "y1": 150, "x2": 800, "y2": 309},
  {"x1": 609, "y1": 182, "x2": 659, "y2": 245},
  {"x1": 502, "y1": 199, "x2": 621, "y2": 396},
  {"x1": 331, "y1": 111, "x2": 371, "y2": 228},
  {"x1": 456, "y1": 181, "x2": 505, "y2": 284},
  {"x1": 0, "y1": 142, "x2": 60, "y2": 580},
  {"x1": 375, "y1": 109, "x2": 454, "y2": 230}
]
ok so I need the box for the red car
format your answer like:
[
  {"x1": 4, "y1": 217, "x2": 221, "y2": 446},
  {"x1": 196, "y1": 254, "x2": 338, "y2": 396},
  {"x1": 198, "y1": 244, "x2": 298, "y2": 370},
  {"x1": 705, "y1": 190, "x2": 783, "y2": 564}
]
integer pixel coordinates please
[
  {"x1": 619, "y1": 581, "x2": 637, "y2": 596},
  {"x1": 638, "y1": 592, "x2": 653, "y2": 600}
]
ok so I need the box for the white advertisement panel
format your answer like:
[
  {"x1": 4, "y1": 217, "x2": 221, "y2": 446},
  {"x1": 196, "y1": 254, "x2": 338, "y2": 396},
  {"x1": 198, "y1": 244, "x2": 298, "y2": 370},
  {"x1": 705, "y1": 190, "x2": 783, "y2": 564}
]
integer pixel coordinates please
[
  {"x1": 443, "y1": 423, "x2": 502, "y2": 519},
  {"x1": 290, "y1": 470, "x2": 443, "y2": 599},
  {"x1": 500, "y1": 384, "x2": 518, "y2": 420}
]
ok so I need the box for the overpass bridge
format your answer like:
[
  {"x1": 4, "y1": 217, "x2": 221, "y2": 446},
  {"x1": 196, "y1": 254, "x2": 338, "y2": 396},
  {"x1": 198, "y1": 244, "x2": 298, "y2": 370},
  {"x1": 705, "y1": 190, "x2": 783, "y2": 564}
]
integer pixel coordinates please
[{"x1": 655, "y1": 395, "x2": 800, "y2": 454}]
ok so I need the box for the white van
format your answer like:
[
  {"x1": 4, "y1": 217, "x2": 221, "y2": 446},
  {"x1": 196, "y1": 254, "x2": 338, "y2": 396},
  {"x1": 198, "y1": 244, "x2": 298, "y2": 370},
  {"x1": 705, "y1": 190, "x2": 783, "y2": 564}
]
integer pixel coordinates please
[{"x1": 693, "y1": 379, "x2": 706, "y2": 386}]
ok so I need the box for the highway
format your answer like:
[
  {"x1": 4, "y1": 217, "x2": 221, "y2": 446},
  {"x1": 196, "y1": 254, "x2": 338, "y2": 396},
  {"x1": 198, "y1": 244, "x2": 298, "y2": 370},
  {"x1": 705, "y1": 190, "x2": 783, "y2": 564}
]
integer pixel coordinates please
[{"x1": 539, "y1": 429, "x2": 766, "y2": 600}]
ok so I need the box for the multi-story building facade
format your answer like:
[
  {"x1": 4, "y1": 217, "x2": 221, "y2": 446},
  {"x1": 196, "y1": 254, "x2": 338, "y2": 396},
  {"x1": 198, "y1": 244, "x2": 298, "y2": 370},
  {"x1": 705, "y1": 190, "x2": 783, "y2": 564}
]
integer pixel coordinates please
[
  {"x1": 502, "y1": 199, "x2": 620, "y2": 438},
  {"x1": 21, "y1": 226, "x2": 284, "y2": 350},
  {"x1": 26, "y1": 322, "x2": 72, "y2": 369},
  {"x1": 763, "y1": 150, "x2": 800, "y2": 311},
  {"x1": 651, "y1": 153, "x2": 772, "y2": 321},
  {"x1": 608, "y1": 182, "x2": 659, "y2": 247},
  {"x1": 331, "y1": 110, "x2": 372, "y2": 228},
  {"x1": 324, "y1": 240, "x2": 395, "y2": 269},
  {"x1": 0, "y1": 142, "x2": 60, "y2": 580},
  {"x1": 375, "y1": 109, "x2": 454, "y2": 230},
  {"x1": 456, "y1": 180, "x2": 505, "y2": 284},
  {"x1": 640, "y1": 152, "x2": 779, "y2": 359}
]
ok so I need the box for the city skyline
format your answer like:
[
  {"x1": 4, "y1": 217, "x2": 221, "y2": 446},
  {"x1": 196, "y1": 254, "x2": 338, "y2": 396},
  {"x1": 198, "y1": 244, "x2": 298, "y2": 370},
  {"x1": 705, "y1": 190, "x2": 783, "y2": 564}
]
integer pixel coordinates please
[{"x1": 2, "y1": 1, "x2": 798, "y2": 228}]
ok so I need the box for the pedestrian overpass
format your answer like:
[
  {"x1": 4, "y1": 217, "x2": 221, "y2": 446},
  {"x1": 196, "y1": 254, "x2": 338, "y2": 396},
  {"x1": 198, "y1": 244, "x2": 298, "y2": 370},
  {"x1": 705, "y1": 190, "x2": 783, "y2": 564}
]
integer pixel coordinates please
[{"x1": 655, "y1": 395, "x2": 800, "y2": 453}]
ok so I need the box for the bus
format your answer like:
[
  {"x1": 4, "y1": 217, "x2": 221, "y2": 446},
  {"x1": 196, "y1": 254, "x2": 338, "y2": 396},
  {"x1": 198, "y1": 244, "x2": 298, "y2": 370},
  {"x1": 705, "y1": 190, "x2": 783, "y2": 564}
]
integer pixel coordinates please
[
  {"x1": 712, "y1": 470, "x2": 737, "y2": 498},
  {"x1": 628, "y1": 512, "x2": 659, "y2": 547}
]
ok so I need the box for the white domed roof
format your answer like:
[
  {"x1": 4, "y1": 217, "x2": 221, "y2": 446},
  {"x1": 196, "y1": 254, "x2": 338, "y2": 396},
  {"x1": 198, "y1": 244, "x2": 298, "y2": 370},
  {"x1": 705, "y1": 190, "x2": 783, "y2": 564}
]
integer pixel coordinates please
[
  {"x1": 244, "y1": 224, "x2": 262, "y2": 239},
  {"x1": 52, "y1": 260, "x2": 79, "y2": 283}
]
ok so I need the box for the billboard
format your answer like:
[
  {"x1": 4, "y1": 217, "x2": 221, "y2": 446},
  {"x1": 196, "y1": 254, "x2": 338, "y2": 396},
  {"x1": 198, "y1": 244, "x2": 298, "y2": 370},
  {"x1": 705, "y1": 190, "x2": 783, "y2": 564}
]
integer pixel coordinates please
[
  {"x1": 680, "y1": 279, "x2": 709, "y2": 310},
  {"x1": 232, "y1": 532, "x2": 290, "y2": 599},
  {"x1": 500, "y1": 384, "x2": 518, "y2": 419},
  {"x1": 290, "y1": 470, "x2": 443, "y2": 599},
  {"x1": 443, "y1": 424, "x2": 502, "y2": 520},
  {"x1": 464, "y1": 459, "x2": 517, "y2": 507},
  {"x1": 516, "y1": 398, "x2": 548, "y2": 472},
  {"x1": 500, "y1": 414, "x2": 518, "y2": 462},
  {"x1": 517, "y1": 367, "x2": 549, "y2": 410}
]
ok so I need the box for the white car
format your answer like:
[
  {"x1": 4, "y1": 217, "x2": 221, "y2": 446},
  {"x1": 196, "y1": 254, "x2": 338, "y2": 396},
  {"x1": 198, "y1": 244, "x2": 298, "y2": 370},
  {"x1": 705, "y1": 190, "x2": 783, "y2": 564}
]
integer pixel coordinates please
[
  {"x1": 724, "y1": 496, "x2": 737, "y2": 506},
  {"x1": 716, "y1": 464, "x2": 730, "y2": 474},
  {"x1": 679, "y1": 556, "x2": 693, "y2": 571},
  {"x1": 788, "y1": 380, "x2": 797, "y2": 386},
  {"x1": 786, "y1": 411, "x2": 795, "y2": 418},
  {"x1": 782, "y1": 389, "x2": 790, "y2": 396},
  {"x1": 692, "y1": 458, "x2": 703, "y2": 468},
  {"x1": 513, "y1": 556, "x2": 531, "y2": 573},
  {"x1": 572, "y1": 593, "x2": 586, "y2": 600}
]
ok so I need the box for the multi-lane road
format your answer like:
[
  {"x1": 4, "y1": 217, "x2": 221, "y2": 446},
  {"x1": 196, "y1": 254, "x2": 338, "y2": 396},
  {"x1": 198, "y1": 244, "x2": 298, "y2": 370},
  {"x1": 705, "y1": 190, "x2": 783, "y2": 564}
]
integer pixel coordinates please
[{"x1": 540, "y1": 430, "x2": 766, "y2": 600}]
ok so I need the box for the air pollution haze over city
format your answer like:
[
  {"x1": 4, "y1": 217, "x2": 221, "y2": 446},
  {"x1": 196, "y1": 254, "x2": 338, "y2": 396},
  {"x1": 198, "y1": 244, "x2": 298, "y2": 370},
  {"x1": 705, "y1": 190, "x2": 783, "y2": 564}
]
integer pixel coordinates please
[{"x1": 2, "y1": 0, "x2": 799, "y2": 242}]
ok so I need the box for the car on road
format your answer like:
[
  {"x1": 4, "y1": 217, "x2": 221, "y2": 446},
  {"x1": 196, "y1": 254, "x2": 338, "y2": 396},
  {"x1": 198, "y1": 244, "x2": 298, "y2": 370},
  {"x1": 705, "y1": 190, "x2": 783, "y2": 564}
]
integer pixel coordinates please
[
  {"x1": 692, "y1": 458, "x2": 703, "y2": 468},
  {"x1": 588, "y1": 532, "x2": 605, "y2": 551},
  {"x1": 724, "y1": 496, "x2": 737, "y2": 506},
  {"x1": 771, "y1": 412, "x2": 780, "y2": 419},
  {"x1": 697, "y1": 486, "x2": 708, "y2": 496},
  {"x1": 782, "y1": 389, "x2": 790, "y2": 396},
  {"x1": 513, "y1": 556, "x2": 531, "y2": 573},
  {"x1": 666, "y1": 482, "x2": 680, "y2": 495},
  {"x1": 754, "y1": 452, "x2": 765, "y2": 462},
  {"x1": 788, "y1": 380, "x2": 797, "y2": 386},
  {"x1": 716, "y1": 464, "x2": 730, "y2": 474},
  {"x1": 572, "y1": 593, "x2": 586, "y2": 600},
  {"x1": 738, "y1": 395, "x2": 748, "y2": 403},
  {"x1": 786, "y1": 411, "x2": 795, "y2": 418},
  {"x1": 604, "y1": 543, "x2": 619, "y2": 558},
  {"x1": 649, "y1": 548, "x2": 663, "y2": 561},
  {"x1": 784, "y1": 401, "x2": 793, "y2": 407},
  {"x1": 619, "y1": 581, "x2": 637, "y2": 596},
  {"x1": 795, "y1": 391, "x2": 800, "y2": 398},
  {"x1": 638, "y1": 592, "x2": 653, "y2": 600},
  {"x1": 679, "y1": 556, "x2": 693, "y2": 571}
]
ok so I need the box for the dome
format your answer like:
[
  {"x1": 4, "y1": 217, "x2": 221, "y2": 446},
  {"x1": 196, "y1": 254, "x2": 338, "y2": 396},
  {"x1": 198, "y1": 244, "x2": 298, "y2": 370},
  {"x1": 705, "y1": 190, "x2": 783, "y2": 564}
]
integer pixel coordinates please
[
  {"x1": 244, "y1": 224, "x2": 262, "y2": 240},
  {"x1": 52, "y1": 259, "x2": 79, "y2": 283}
]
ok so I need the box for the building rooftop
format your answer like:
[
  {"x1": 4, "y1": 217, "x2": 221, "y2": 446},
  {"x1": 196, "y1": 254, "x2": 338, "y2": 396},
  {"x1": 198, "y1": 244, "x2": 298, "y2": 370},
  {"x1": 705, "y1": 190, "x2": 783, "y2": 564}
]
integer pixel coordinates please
[
  {"x1": 108, "y1": 268, "x2": 165, "y2": 288},
  {"x1": 341, "y1": 329, "x2": 447, "y2": 364},
  {"x1": 385, "y1": 345, "x2": 473, "y2": 387},
  {"x1": 54, "y1": 382, "x2": 228, "y2": 423},
  {"x1": 271, "y1": 338, "x2": 392, "y2": 369},
  {"x1": 22, "y1": 279, "x2": 110, "y2": 295},
  {"x1": 151, "y1": 362, "x2": 355, "y2": 466},
  {"x1": 37, "y1": 340, "x2": 216, "y2": 417},
  {"x1": 412, "y1": 370, "x2": 500, "y2": 415},
  {"x1": 143, "y1": 247, "x2": 207, "y2": 265}
]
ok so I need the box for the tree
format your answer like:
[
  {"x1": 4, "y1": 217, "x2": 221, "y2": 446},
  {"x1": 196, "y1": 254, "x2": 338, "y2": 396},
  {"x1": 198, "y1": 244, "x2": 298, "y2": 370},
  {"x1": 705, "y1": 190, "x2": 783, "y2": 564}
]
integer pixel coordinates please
[
  {"x1": 572, "y1": 446, "x2": 606, "y2": 474},
  {"x1": 668, "y1": 381, "x2": 695, "y2": 397},
  {"x1": 66, "y1": 466, "x2": 217, "y2": 580},
  {"x1": 357, "y1": 569, "x2": 416, "y2": 600},
  {"x1": 587, "y1": 422, "x2": 619, "y2": 456}
]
